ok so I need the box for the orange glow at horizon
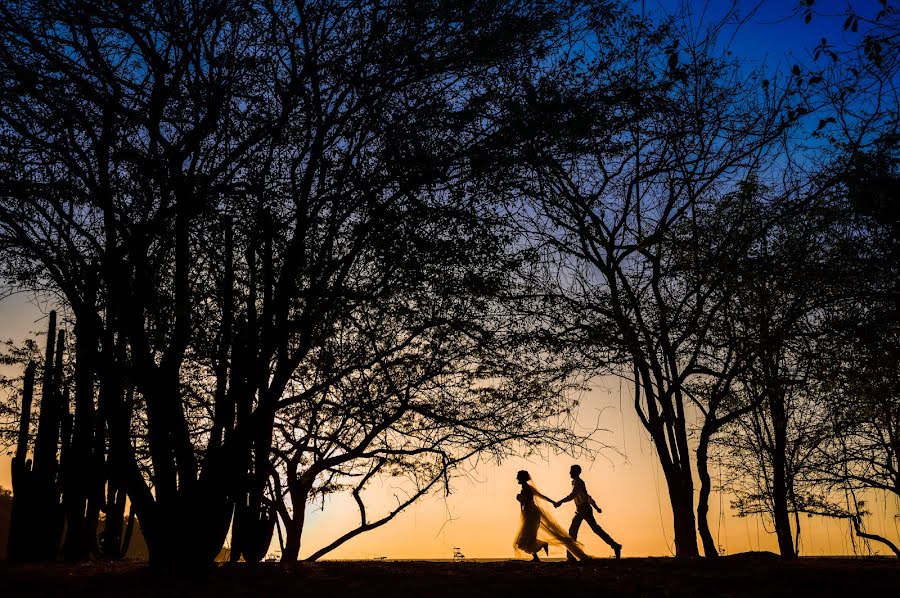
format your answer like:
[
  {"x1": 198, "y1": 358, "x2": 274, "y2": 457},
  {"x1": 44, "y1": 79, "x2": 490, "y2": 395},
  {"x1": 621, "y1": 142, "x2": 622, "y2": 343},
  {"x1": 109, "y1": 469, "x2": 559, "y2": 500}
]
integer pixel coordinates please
[
  {"x1": 288, "y1": 382, "x2": 900, "y2": 560},
  {"x1": 1, "y1": 298, "x2": 898, "y2": 560}
]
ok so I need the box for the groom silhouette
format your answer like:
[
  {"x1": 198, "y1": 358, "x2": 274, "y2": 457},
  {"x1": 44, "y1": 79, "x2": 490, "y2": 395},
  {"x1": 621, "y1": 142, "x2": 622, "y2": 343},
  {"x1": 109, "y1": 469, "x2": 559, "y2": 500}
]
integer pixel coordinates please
[{"x1": 554, "y1": 464, "x2": 622, "y2": 560}]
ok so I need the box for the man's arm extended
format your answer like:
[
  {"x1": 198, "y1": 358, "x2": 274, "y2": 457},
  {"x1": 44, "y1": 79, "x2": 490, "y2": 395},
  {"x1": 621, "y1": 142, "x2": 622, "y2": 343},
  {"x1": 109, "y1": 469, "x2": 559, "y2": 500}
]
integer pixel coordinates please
[
  {"x1": 555, "y1": 481, "x2": 581, "y2": 507},
  {"x1": 557, "y1": 489, "x2": 577, "y2": 505}
]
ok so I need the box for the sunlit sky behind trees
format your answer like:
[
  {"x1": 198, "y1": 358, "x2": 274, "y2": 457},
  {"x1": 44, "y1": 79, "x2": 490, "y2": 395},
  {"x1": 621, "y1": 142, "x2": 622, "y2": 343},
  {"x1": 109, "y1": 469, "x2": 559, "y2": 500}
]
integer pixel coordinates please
[{"x1": 0, "y1": 0, "x2": 897, "y2": 559}]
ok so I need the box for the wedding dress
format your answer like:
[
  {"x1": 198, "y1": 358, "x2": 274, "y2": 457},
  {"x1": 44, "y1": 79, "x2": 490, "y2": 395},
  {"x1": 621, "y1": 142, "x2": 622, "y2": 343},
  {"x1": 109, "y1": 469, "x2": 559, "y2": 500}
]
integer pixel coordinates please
[{"x1": 514, "y1": 482, "x2": 590, "y2": 560}]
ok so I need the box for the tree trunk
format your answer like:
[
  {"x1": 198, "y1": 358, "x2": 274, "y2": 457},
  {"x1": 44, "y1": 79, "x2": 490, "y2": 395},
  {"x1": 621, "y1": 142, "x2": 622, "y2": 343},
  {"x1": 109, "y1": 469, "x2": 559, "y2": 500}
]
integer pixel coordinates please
[
  {"x1": 667, "y1": 474, "x2": 699, "y2": 558},
  {"x1": 696, "y1": 430, "x2": 719, "y2": 557},
  {"x1": 62, "y1": 316, "x2": 99, "y2": 561},
  {"x1": 281, "y1": 484, "x2": 310, "y2": 562},
  {"x1": 652, "y1": 423, "x2": 699, "y2": 558},
  {"x1": 141, "y1": 484, "x2": 234, "y2": 570},
  {"x1": 282, "y1": 521, "x2": 302, "y2": 563},
  {"x1": 768, "y1": 391, "x2": 795, "y2": 558},
  {"x1": 121, "y1": 506, "x2": 136, "y2": 557},
  {"x1": 637, "y1": 368, "x2": 700, "y2": 559},
  {"x1": 243, "y1": 402, "x2": 277, "y2": 563},
  {"x1": 101, "y1": 487, "x2": 127, "y2": 559},
  {"x1": 758, "y1": 294, "x2": 794, "y2": 559}
]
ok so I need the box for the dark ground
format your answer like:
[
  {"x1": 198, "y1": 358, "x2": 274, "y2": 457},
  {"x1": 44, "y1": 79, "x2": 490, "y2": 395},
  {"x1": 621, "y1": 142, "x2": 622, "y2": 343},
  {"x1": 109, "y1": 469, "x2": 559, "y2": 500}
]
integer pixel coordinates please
[{"x1": 1, "y1": 556, "x2": 898, "y2": 597}]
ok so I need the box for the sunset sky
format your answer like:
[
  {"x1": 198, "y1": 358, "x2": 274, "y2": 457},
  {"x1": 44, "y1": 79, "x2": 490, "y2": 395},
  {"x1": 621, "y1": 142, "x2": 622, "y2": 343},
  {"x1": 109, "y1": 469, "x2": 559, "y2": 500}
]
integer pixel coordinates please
[
  {"x1": 1, "y1": 1, "x2": 897, "y2": 560},
  {"x1": 3, "y1": 299, "x2": 898, "y2": 560}
]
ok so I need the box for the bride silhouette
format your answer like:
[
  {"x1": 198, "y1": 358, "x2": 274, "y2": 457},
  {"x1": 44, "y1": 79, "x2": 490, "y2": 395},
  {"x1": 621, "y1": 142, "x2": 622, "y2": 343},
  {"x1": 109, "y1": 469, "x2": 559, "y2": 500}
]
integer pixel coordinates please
[{"x1": 514, "y1": 470, "x2": 590, "y2": 561}]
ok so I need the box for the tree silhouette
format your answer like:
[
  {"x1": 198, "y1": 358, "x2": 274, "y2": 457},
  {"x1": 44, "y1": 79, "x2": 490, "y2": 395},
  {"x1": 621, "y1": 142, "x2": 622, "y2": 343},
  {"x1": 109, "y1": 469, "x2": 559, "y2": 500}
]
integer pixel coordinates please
[
  {"x1": 496, "y1": 7, "x2": 794, "y2": 557},
  {"x1": 0, "y1": 0, "x2": 595, "y2": 567}
]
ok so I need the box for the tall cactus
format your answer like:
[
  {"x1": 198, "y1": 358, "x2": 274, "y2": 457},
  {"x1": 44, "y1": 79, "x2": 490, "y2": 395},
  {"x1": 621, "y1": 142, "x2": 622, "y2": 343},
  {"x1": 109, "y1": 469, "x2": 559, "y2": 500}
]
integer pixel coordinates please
[
  {"x1": 7, "y1": 361, "x2": 36, "y2": 560},
  {"x1": 32, "y1": 311, "x2": 60, "y2": 474},
  {"x1": 14, "y1": 362, "x2": 36, "y2": 464},
  {"x1": 7, "y1": 311, "x2": 67, "y2": 560}
]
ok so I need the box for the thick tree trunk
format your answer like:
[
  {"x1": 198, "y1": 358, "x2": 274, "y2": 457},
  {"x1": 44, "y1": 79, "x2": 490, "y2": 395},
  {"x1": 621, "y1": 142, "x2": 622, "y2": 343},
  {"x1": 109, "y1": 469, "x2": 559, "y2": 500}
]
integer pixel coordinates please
[
  {"x1": 652, "y1": 422, "x2": 699, "y2": 558},
  {"x1": 62, "y1": 316, "x2": 99, "y2": 561},
  {"x1": 770, "y1": 450, "x2": 794, "y2": 557},
  {"x1": 141, "y1": 483, "x2": 234, "y2": 570},
  {"x1": 281, "y1": 484, "x2": 310, "y2": 562},
  {"x1": 229, "y1": 419, "x2": 259, "y2": 563},
  {"x1": 101, "y1": 487, "x2": 128, "y2": 559},
  {"x1": 243, "y1": 402, "x2": 277, "y2": 563},
  {"x1": 670, "y1": 407, "x2": 699, "y2": 558},
  {"x1": 99, "y1": 343, "x2": 157, "y2": 560},
  {"x1": 281, "y1": 520, "x2": 302, "y2": 563},
  {"x1": 99, "y1": 342, "x2": 232, "y2": 569},
  {"x1": 637, "y1": 368, "x2": 700, "y2": 559},
  {"x1": 667, "y1": 473, "x2": 699, "y2": 558},
  {"x1": 132, "y1": 335, "x2": 238, "y2": 569},
  {"x1": 121, "y1": 507, "x2": 136, "y2": 557}
]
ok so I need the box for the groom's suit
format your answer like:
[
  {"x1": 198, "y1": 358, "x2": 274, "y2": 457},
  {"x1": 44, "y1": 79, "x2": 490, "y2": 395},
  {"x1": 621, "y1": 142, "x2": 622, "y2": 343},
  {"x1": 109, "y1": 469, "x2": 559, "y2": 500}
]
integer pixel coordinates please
[{"x1": 563, "y1": 477, "x2": 620, "y2": 559}]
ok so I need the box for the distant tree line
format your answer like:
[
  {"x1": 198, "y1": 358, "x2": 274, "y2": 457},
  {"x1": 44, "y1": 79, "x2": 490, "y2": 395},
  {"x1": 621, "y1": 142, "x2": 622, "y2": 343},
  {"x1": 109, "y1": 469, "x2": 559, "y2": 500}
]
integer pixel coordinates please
[{"x1": 0, "y1": 0, "x2": 896, "y2": 567}]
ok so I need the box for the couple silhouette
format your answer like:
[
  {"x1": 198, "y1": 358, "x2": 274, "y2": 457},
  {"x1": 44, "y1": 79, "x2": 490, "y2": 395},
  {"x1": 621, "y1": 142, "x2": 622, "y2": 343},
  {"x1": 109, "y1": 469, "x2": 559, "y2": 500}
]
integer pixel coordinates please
[{"x1": 514, "y1": 465, "x2": 622, "y2": 562}]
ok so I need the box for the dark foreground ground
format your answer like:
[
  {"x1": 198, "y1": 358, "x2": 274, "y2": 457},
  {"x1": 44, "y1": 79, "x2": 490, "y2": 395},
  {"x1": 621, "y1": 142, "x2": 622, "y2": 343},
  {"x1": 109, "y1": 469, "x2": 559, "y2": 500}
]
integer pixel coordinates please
[{"x1": 1, "y1": 556, "x2": 898, "y2": 597}]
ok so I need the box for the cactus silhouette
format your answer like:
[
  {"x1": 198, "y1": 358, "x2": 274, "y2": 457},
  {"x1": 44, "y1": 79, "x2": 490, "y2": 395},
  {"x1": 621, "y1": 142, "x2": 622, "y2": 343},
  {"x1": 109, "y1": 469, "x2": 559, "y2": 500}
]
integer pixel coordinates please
[{"x1": 7, "y1": 311, "x2": 66, "y2": 560}]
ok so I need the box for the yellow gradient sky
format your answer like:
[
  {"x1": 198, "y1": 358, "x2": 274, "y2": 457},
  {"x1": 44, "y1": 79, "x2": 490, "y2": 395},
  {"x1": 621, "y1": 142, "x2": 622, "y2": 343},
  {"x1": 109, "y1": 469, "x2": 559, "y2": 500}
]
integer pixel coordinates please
[
  {"x1": 2, "y1": 296, "x2": 898, "y2": 559},
  {"x1": 289, "y1": 380, "x2": 900, "y2": 560}
]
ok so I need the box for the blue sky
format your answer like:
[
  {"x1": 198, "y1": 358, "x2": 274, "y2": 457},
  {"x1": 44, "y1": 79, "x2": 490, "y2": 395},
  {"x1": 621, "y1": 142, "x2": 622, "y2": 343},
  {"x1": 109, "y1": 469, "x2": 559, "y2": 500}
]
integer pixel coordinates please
[{"x1": 652, "y1": 0, "x2": 884, "y2": 64}]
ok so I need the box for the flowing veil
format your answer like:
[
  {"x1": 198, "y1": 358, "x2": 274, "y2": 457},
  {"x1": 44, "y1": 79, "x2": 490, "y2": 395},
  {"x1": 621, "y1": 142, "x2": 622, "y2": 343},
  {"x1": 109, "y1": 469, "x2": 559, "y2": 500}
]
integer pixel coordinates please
[{"x1": 514, "y1": 482, "x2": 591, "y2": 560}]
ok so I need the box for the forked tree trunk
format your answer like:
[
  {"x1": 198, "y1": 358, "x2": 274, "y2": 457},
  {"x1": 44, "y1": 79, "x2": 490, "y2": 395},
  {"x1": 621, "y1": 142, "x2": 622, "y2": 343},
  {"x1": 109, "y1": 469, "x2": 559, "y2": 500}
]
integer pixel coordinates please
[
  {"x1": 140, "y1": 481, "x2": 235, "y2": 570},
  {"x1": 666, "y1": 472, "x2": 700, "y2": 558},
  {"x1": 638, "y1": 371, "x2": 700, "y2": 559},
  {"x1": 647, "y1": 423, "x2": 699, "y2": 558}
]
